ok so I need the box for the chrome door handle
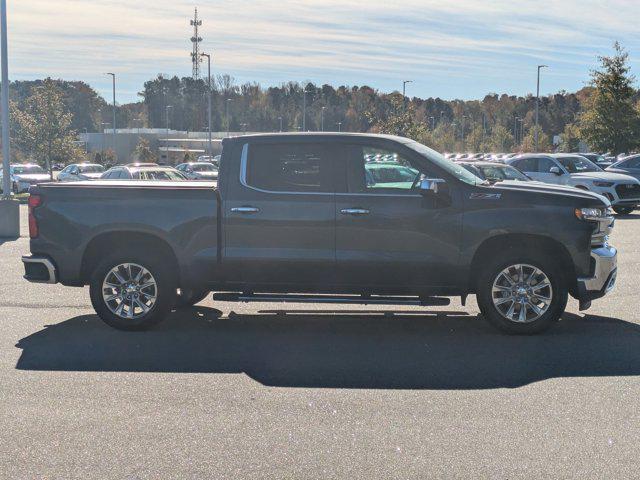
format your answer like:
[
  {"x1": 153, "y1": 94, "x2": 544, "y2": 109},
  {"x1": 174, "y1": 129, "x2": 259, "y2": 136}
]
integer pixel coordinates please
[
  {"x1": 230, "y1": 206, "x2": 260, "y2": 214},
  {"x1": 340, "y1": 208, "x2": 370, "y2": 216}
]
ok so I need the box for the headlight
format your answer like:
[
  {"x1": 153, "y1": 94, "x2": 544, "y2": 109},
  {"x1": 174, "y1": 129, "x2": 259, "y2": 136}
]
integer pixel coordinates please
[
  {"x1": 593, "y1": 181, "x2": 614, "y2": 187},
  {"x1": 575, "y1": 207, "x2": 612, "y2": 221}
]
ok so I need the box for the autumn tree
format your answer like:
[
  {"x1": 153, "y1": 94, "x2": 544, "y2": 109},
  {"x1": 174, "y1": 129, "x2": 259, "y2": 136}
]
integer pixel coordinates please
[
  {"x1": 133, "y1": 138, "x2": 156, "y2": 163},
  {"x1": 558, "y1": 123, "x2": 581, "y2": 152},
  {"x1": 10, "y1": 79, "x2": 83, "y2": 175},
  {"x1": 579, "y1": 43, "x2": 640, "y2": 154}
]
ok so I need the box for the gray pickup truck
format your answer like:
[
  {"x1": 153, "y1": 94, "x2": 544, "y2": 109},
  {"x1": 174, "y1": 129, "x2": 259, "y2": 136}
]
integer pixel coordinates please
[{"x1": 23, "y1": 133, "x2": 617, "y2": 334}]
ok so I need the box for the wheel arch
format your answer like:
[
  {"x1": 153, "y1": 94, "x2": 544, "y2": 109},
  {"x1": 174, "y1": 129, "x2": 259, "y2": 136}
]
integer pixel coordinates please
[
  {"x1": 469, "y1": 233, "x2": 576, "y2": 294},
  {"x1": 80, "y1": 231, "x2": 180, "y2": 286}
]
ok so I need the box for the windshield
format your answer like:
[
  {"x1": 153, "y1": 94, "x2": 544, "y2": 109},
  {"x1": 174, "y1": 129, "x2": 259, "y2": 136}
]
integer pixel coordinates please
[
  {"x1": 403, "y1": 140, "x2": 486, "y2": 185},
  {"x1": 134, "y1": 169, "x2": 186, "y2": 181},
  {"x1": 557, "y1": 156, "x2": 601, "y2": 173},
  {"x1": 13, "y1": 165, "x2": 46, "y2": 175},
  {"x1": 79, "y1": 165, "x2": 105, "y2": 173},
  {"x1": 478, "y1": 164, "x2": 530, "y2": 182}
]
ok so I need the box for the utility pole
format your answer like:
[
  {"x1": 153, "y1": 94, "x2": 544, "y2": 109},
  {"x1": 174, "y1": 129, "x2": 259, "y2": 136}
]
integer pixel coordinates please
[
  {"x1": 200, "y1": 52, "x2": 212, "y2": 156},
  {"x1": 402, "y1": 80, "x2": 413, "y2": 111},
  {"x1": 462, "y1": 115, "x2": 467, "y2": 149},
  {"x1": 278, "y1": 116, "x2": 283, "y2": 132},
  {"x1": 321, "y1": 106, "x2": 325, "y2": 132},
  {"x1": 429, "y1": 116, "x2": 435, "y2": 130},
  {"x1": 337, "y1": 121, "x2": 342, "y2": 132},
  {"x1": 106, "y1": 73, "x2": 116, "y2": 161},
  {"x1": 535, "y1": 65, "x2": 548, "y2": 151}
]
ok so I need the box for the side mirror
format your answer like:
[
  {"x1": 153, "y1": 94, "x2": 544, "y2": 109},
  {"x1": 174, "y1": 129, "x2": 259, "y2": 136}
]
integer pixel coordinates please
[
  {"x1": 419, "y1": 178, "x2": 446, "y2": 195},
  {"x1": 549, "y1": 166, "x2": 562, "y2": 175}
]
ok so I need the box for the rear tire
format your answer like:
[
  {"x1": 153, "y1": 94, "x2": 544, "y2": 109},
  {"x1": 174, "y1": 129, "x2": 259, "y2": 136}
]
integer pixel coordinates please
[
  {"x1": 613, "y1": 206, "x2": 634, "y2": 215},
  {"x1": 476, "y1": 250, "x2": 568, "y2": 335},
  {"x1": 175, "y1": 289, "x2": 209, "y2": 308},
  {"x1": 89, "y1": 250, "x2": 176, "y2": 331}
]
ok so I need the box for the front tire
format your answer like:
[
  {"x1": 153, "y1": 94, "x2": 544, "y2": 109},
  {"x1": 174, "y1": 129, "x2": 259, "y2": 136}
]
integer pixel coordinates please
[
  {"x1": 476, "y1": 251, "x2": 568, "y2": 334},
  {"x1": 613, "y1": 206, "x2": 634, "y2": 215},
  {"x1": 89, "y1": 251, "x2": 176, "y2": 331}
]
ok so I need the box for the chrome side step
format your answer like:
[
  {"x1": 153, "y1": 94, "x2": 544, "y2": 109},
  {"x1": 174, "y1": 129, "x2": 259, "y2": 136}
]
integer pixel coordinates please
[{"x1": 211, "y1": 292, "x2": 450, "y2": 307}]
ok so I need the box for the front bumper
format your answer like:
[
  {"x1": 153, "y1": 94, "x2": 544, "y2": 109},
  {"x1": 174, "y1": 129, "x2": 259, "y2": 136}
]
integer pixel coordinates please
[{"x1": 576, "y1": 245, "x2": 617, "y2": 310}]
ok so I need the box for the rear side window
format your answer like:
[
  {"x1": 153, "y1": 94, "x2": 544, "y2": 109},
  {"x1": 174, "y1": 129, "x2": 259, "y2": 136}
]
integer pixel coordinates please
[{"x1": 245, "y1": 143, "x2": 334, "y2": 193}]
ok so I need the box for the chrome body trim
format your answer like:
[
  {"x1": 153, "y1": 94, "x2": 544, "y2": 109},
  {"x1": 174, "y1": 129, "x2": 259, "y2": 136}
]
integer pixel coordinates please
[
  {"x1": 578, "y1": 245, "x2": 618, "y2": 293},
  {"x1": 21, "y1": 255, "x2": 57, "y2": 284}
]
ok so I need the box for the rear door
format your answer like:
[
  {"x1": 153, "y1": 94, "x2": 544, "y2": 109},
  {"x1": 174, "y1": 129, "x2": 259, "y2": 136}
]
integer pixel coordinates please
[{"x1": 223, "y1": 141, "x2": 338, "y2": 287}]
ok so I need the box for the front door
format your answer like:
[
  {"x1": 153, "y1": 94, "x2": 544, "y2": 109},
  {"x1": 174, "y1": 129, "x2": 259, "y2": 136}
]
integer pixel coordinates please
[
  {"x1": 334, "y1": 142, "x2": 463, "y2": 291},
  {"x1": 223, "y1": 141, "x2": 338, "y2": 288}
]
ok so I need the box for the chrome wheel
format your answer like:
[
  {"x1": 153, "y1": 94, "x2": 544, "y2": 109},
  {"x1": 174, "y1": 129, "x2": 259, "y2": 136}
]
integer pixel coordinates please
[
  {"x1": 491, "y1": 264, "x2": 553, "y2": 324},
  {"x1": 102, "y1": 263, "x2": 157, "y2": 320}
]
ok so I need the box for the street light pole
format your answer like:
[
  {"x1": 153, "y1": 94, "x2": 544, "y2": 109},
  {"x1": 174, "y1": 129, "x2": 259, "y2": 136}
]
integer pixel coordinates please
[
  {"x1": 337, "y1": 121, "x2": 342, "y2": 132},
  {"x1": 1, "y1": 0, "x2": 12, "y2": 200},
  {"x1": 165, "y1": 105, "x2": 172, "y2": 163},
  {"x1": 402, "y1": 80, "x2": 413, "y2": 98},
  {"x1": 535, "y1": 65, "x2": 548, "y2": 151},
  {"x1": 462, "y1": 115, "x2": 467, "y2": 149},
  {"x1": 226, "y1": 98, "x2": 231, "y2": 137},
  {"x1": 278, "y1": 116, "x2": 283, "y2": 132},
  {"x1": 429, "y1": 116, "x2": 435, "y2": 130},
  {"x1": 106, "y1": 73, "x2": 116, "y2": 160},
  {"x1": 302, "y1": 87, "x2": 308, "y2": 131},
  {"x1": 321, "y1": 106, "x2": 325, "y2": 132},
  {"x1": 200, "y1": 52, "x2": 212, "y2": 156}
]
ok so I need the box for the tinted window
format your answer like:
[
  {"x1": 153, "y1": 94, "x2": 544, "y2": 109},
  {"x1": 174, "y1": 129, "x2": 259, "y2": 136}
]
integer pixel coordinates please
[
  {"x1": 512, "y1": 157, "x2": 537, "y2": 172},
  {"x1": 246, "y1": 143, "x2": 333, "y2": 192},
  {"x1": 79, "y1": 165, "x2": 104, "y2": 173},
  {"x1": 192, "y1": 163, "x2": 216, "y2": 172},
  {"x1": 537, "y1": 157, "x2": 557, "y2": 173},
  {"x1": 622, "y1": 157, "x2": 640, "y2": 168}
]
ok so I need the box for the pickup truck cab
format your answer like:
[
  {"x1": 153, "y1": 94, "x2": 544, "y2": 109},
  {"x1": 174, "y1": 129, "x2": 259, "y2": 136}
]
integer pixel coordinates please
[
  {"x1": 507, "y1": 153, "x2": 640, "y2": 214},
  {"x1": 23, "y1": 134, "x2": 618, "y2": 334}
]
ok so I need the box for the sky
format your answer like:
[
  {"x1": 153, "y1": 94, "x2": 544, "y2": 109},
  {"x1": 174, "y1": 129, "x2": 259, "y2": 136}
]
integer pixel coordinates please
[{"x1": 6, "y1": 0, "x2": 640, "y2": 104}]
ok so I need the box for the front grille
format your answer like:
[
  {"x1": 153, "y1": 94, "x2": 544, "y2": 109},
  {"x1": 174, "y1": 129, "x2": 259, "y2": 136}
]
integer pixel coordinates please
[{"x1": 616, "y1": 183, "x2": 640, "y2": 199}]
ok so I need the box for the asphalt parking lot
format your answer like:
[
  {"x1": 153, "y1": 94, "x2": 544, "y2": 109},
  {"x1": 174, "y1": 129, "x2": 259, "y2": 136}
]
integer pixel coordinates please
[{"x1": 1, "y1": 206, "x2": 639, "y2": 478}]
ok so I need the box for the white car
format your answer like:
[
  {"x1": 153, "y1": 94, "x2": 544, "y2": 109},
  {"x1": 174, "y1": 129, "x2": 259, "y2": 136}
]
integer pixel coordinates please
[
  {"x1": 508, "y1": 153, "x2": 640, "y2": 214},
  {"x1": 0, "y1": 164, "x2": 52, "y2": 193},
  {"x1": 57, "y1": 163, "x2": 105, "y2": 182}
]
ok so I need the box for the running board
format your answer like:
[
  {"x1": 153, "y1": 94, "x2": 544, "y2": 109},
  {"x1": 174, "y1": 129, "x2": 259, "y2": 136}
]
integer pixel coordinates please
[{"x1": 211, "y1": 292, "x2": 450, "y2": 307}]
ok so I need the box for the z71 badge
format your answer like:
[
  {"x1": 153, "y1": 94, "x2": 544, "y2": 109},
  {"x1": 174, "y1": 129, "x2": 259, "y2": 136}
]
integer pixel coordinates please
[{"x1": 469, "y1": 192, "x2": 502, "y2": 200}]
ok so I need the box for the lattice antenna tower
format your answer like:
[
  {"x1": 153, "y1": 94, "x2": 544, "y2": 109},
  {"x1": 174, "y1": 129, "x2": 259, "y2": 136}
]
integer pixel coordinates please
[{"x1": 190, "y1": 7, "x2": 203, "y2": 79}]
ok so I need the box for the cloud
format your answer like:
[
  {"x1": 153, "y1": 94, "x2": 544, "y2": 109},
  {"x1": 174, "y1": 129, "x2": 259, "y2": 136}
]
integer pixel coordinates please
[{"x1": 6, "y1": 0, "x2": 640, "y2": 102}]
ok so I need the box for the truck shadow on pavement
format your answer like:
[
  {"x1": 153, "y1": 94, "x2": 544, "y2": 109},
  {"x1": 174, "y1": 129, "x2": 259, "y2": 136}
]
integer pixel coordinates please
[{"x1": 15, "y1": 307, "x2": 640, "y2": 390}]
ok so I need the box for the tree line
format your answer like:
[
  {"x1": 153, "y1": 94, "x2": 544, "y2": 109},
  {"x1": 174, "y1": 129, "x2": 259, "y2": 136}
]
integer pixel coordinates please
[{"x1": 2, "y1": 43, "x2": 640, "y2": 170}]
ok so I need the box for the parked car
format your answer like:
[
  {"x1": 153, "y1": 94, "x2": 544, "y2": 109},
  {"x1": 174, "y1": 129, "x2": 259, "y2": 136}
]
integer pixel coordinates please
[
  {"x1": 458, "y1": 162, "x2": 531, "y2": 184},
  {"x1": 57, "y1": 163, "x2": 105, "y2": 182},
  {"x1": 507, "y1": 153, "x2": 640, "y2": 214},
  {"x1": 101, "y1": 164, "x2": 187, "y2": 181},
  {"x1": 176, "y1": 162, "x2": 219, "y2": 180},
  {"x1": 0, "y1": 164, "x2": 52, "y2": 193},
  {"x1": 606, "y1": 154, "x2": 640, "y2": 182},
  {"x1": 23, "y1": 133, "x2": 617, "y2": 335}
]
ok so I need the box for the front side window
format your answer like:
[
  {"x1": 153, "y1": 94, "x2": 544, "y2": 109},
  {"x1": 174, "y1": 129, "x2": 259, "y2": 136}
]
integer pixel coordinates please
[
  {"x1": 13, "y1": 165, "x2": 46, "y2": 175},
  {"x1": 79, "y1": 165, "x2": 104, "y2": 174},
  {"x1": 245, "y1": 143, "x2": 333, "y2": 192},
  {"x1": 537, "y1": 158, "x2": 557, "y2": 173},
  {"x1": 347, "y1": 146, "x2": 423, "y2": 193}
]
